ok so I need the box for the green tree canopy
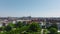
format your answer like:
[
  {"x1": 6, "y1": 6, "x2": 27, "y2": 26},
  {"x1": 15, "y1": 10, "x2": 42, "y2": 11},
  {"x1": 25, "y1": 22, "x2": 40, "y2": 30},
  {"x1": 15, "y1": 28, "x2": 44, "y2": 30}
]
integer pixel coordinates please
[
  {"x1": 4, "y1": 25, "x2": 12, "y2": 32},
  {"x1": 28, "y1": 22, "x2": 41, "y2": 32},
  {"x1": 49, "y1": 27, "x2": 57, "y2": 34},
  {"x1": 14, "y1": 21, "x2": 23, "y2": 28}
]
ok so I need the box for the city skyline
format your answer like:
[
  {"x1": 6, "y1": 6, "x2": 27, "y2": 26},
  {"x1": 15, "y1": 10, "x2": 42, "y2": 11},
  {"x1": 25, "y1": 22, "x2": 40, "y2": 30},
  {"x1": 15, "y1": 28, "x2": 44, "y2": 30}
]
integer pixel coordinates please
[{"x1": 0, "y1": 0, "x2": 60, "y2": 17}]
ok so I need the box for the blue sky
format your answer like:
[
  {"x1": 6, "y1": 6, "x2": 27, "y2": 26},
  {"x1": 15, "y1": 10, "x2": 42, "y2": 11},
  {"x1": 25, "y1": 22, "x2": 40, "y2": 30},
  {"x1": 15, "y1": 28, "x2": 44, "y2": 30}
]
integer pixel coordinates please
[{"x1": 0, "y1": 0, "x2": 60, "y2": 17}]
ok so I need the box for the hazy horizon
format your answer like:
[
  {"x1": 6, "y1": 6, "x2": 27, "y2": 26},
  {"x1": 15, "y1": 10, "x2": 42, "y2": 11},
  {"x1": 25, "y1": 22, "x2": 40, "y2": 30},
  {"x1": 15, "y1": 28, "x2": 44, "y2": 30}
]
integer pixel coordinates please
[{"x1": 0, "y1": 0, "x2": 60, "y2": 17}]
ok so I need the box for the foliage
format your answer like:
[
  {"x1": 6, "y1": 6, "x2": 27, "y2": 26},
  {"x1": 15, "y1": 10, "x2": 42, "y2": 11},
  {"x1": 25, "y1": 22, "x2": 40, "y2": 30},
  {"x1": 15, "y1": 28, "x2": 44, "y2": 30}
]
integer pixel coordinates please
[
  {"x1": 8, "y1": 23, "x2": 15, "y2": 28},
  {"x1": 0, "y1": 22, "x2": 41, "y2": 34},
  {"x1": 46, "y1": 23, "x2": 58, "y2": 34},
  {"x1": 48, "y1": 27, "x2": 58, "y2": 34},
  {"x1": 4, "y1": 25, "x2": 12, "y2": 32},
  {"x1": 28, "y1": 22, "x2": 41, "y2": 32},
  {"x1": 14, "y1": 21, "x2": 23, "y2": 28},
  {"x1": 47, "y1": 23, "x2": 58, "y2": 30},
  {"x1": 43, "y1": 29, "x2": 49, "y2": 34}
]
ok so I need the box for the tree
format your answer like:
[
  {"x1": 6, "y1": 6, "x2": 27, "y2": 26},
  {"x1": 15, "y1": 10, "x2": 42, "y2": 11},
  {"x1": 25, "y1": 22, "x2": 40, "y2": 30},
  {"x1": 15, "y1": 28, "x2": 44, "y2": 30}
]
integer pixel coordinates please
[
  {"x1": 0, "y1": 27, "x2": 3, "y2": 31},
  {"x1": 47, "y1": 23, "x2": 58, "y2": 30},
  {"x1": 4, "y1": 25, "x2": 12, "y2": 32},
  {"x1": 8, "y1": 23, "x2": 15, "y2": 28},
  {"x1": 49, "y1": 27, "x2": 57, "y2": 34},
  {"x1": 51, "y1": 24, "x2": 58, "y2": 29},
  {"x1": 28, "y1": 22, "x2": 41, "y2": 32},
  {"x1": 14, "y1": 21, "x2": 23, "y2": 28}
]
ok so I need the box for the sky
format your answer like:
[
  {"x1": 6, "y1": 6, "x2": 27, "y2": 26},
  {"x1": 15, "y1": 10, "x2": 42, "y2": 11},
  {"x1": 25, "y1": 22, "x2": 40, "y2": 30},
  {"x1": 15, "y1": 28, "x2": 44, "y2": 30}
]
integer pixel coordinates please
[{"x1": 0, "y1": 0, "x2": 60, "y2": 17}]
